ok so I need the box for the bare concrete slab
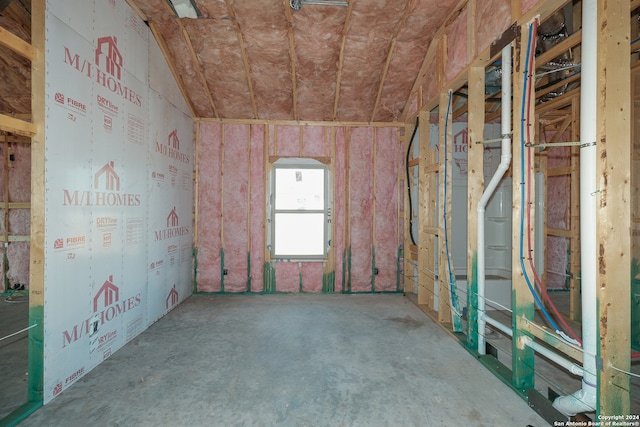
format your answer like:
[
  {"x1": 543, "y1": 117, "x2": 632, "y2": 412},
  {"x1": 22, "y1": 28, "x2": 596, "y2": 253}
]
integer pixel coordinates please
[{"x1": 18, "y1": 294, "x2": 549, "y2": 426}]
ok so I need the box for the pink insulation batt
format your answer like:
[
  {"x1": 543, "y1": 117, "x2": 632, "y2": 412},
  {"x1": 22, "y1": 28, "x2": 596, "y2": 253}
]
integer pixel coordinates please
[
  {"x1": 445, "y1": 8, "x2": 468, "y2": 83},
  {"x1": 476, "y1": 0, "x2": 511, "y2": 55},
  {"x1": 276, "y1": 126, "x2": 300, "y2": 157},
  {"x1": 334, "y1": 128, "x2": 347, "y2": 292},
  {"x1": 249, "y1": 125, "x2": 265, "y2": 292},
  {"x1": 222, "y1": 124, "x2": 250, "y2": 292},
  {"x1": 196, "y1": 122, "x2": 223, "y2": 291},
  {"x1": 374, "y1": 128, "x2": 400, "y2": 291},
  {"x1": 349, "y1": 127, "x2": 375, "y2": 292}
]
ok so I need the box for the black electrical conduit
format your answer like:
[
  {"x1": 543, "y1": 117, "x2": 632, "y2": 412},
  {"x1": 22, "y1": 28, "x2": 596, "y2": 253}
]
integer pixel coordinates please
[{"x1": 406, "y1": 116, "x2": 419, "y2": 246}]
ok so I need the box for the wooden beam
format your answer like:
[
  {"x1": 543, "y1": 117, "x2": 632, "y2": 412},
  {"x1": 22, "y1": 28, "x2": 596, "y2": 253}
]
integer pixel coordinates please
[
  {"x1": 467, "y1": 0, "x2": 476, "y2": 62},
  {"x1": 418, "y1": 109, "x2": 433, "y2": 307},
  {"x1": 466, "y1": 65, "x2": 484, "y2": 347},
  {"x1": 535, "y1": 72, "x2": 580, "y2": 101},
  {"x1": 370, "y1": 0, "x2": 416, "y2": 122},
  {"x1": 284, "y1": 1, "x2": 299, "y2": 121},
  {"x1": 569, "y1": 95, "x2": 580, "y2": 321},
  {"x1": 0, "y1": 26, "x2": 36, "y2": 61},
  {"x1": 224, "y1": 0, "x2": 258, "y2": 119},
  {"x1": 536, "y1": 29, "x2": 582, "y2": 70},
  {"x1": 178, "y1": 20, "x2": 218, "y2": 118},
  {"x1": 148, "y1": 22, "x2": 197, "y2": 118},
  {"x1": 438, "y1": 90, "x2": 452, "y2": 325},
  {"x1": 198, "y1": 117, "x2": 404, "y2": 128},
  {"x1": 546, "y1": 227, "x2": 572, "y2": 238},
  {"x1": 333, "y1": 0, "x2": 355, "y2": 120},
  {"x1": 0, "y1": 114, "x2": 36, "y2": 137},
  {"x1": 596, "y1": 0, "x2": 631, "y2": 415}
]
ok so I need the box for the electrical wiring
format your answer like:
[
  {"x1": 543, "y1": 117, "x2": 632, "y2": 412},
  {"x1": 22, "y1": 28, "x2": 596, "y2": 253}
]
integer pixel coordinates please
[
  {"x1": 523, "y1": 19, "x2": 582, "y2": 345},
  {"x1": 519, "y1": 20, "x2": 580, "y2": 345},
  {"x1": 406, "y1": 116, "x2": 419, "y2": 246},
  {"x1": 443, "y1": 89, "x2": 463, "y2": 329}
]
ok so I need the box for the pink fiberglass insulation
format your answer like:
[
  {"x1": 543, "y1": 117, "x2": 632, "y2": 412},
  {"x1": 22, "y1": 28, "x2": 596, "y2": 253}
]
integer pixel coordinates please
[
  {"x1": 222, "y1": 124, "x2": 250, "y2": 292},
  {"x1": 197, "y1": 122, "x2": 223, "y2": 291},
  {"x1": 156, "y1": 17, "x2": 215, "y2": 118},
  {"x1": 276, "y1": 126, "x2": 300, "y2": 157},
  {"x1": 276, "y1": 262, "x2": 300, "y2": 292},
  {"x1": 475, "y1": 0, "x2": 511, "y2": 55},
  {"x1": 546, "y1": 235, "x2": 569, "y2": 290},
  {"x1": 231, "y1": 0, "x2": 293, "y2": 120},
  {"x1": 249, "y1": 124, "x2": 265, "y2": 292},
  {"x1": 522, "y1": 0, "x2": 541, "y2": 14},
  {"x1": 7, "y1": 242, "x2": 29, "y2": 287},
  {"x1": 336, "y1": 1, "x2": 408, "y2": 122},
  {"x1": 373, "y1": 0, "x2": 458, "y2": 122},
  {"x1": 293, "y1": 6, "x2": 345, "y2": 121},
  {"x1": 9, "y1": 143, "x2": 31, "y2": 202},
  {"x1": 268, "y1": 124, "x2": 276, "y2": 156},
  {"x1": 334, "y1": 128, "x2": 347, "y2": 292},
  {"x1": 445, "y1": 9, "x2": 468, "y2": 83},
  {"x1": 302, "y1": 262, "x2": 324, "y2": 292},
  {"x1": 349, "y1": 127, "x2": 374, "y2": 292},
  {"x1": 374, "y1": 128, "x2": 400, "y2": 291},
  {"x1": 302, "y1": 126, "x2": 327, "y2": 157},
  {"x1": 183, "y1": 18, "x2": 254, "y2": 119}
]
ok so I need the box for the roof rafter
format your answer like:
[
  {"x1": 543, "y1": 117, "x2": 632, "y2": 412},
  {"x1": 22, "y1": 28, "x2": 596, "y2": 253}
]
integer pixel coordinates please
[
  {"x1": 177, "y1": 19, "x2": 219, "y2": 118},
  {"x1": 370, "y1": 0, "x2": 416, "y2": 122},
  {"x1": 224, "y1": 0, "x2": 258, "y2": 119},
  {"x1": 332, "y1": 0, "x2": 355, "y2": 121},
  {"x1": 284, "y1": 0, "x2": 299, "y2": 120}
]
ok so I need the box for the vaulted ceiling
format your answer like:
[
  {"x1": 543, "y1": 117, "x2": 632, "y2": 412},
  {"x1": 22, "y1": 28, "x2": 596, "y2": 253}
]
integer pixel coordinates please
[
  {"x1": 129, "y1": 0, "x2": 459, "y2": 122},
  {"x1": 0, "y1": 0, "x2": 463, "y2": 122}
]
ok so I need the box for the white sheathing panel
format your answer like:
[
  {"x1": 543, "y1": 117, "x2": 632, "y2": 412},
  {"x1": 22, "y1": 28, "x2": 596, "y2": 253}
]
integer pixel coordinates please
[
  {"x1": 43, "y1": 0, "x2": 194, "y2": 404},
  {"x1": 149, "y1": 32, "x2": 191, "y2": 115}
]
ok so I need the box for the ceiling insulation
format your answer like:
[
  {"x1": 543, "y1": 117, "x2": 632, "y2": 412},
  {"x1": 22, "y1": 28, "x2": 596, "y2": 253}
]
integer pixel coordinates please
[{"x1": 131, "y1": 0, "x2": 459, "y2": 122}]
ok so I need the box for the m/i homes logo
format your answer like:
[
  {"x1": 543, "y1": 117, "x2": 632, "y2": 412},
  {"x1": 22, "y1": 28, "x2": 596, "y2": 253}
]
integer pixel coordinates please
[
  {"x1": 62, "y1": 275, "x2": 141, "y2": 348},
  {"x1": 155, "y1": 207, "x2": 189, "y2": 241},
  {"x1": 63, "y1": 161, "x2": 141, "y2": 207},
  {"x1": 155, "y1": 129, "x2": 190, "y2": 164},
  {"x1": 64, "y1": 35, "x2": 142, "y2": 107}
]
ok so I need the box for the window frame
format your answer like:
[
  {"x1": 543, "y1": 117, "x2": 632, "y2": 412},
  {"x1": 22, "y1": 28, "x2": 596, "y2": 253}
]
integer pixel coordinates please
[{"x1": 268, "y1": 158, "x2": 330, "y2": 261}]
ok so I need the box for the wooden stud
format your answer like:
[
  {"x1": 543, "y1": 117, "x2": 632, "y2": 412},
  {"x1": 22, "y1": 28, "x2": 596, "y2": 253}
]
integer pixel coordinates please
[
  {"x1": 404, "y1": 122, "x2": 415, "y2": 294},
  {"x1": 224, "y1": 0, "x2": 258, "y2": 119},
  {"x1": 28, "y1": 0, "x2": 45, "y2": 404},
  {"x1": 372, "y1": 127, "x2": 377, "y2": 292},
  {"x1": 194, "y1": 121, "x2": 200, "y2": 249},
  {"x1": 333, "y1": 0, "x2": 356, "y2": 121},
  {"x1": 466, "y1": 65, "x2": 484, "y2": 346},
  {"x1": 467, "y1": 0, "x2": 477, "y2": 62},
  {"x1": 569, "y1": 95, "x2": 581, "y2": 321},
  {"x1": 438, "y1": 90, "x2": 452, "y2": 325},
  {"x1": 417, "y1": 109, "x2": 432, "y2": 307},
  {"x1": 596, "y1": 0, "x2": 631, "y2": 415},
  {"x1": 512, "y1": 24, "x2": 535, "y2": 391},
  {"x1": 247, "y1": 124, "x2": 252, "y2": 292},
  {"x1": 511, "y1": 0, "x2": 522, "y2": 23}
]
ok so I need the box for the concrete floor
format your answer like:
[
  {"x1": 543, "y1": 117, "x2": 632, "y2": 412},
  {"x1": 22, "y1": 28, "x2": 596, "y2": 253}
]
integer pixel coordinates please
[{"x1": 14, "y1": 294, "x2": 548, "y2": 426}]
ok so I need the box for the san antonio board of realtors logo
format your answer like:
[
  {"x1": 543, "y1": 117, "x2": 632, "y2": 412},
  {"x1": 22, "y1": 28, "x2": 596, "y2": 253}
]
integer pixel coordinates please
[
  {"x1": 62, "y1": 275, "x2": 141, "y2": 348},
  {"x1": 64, "y1": 35, "x2": 142, "y2": 107},
  {"x1": 155, "y1": 207, "x2": 189, "y2": 241},
  {"x1": 63, "y1": 161, "x2": 141, "y2": 207}
]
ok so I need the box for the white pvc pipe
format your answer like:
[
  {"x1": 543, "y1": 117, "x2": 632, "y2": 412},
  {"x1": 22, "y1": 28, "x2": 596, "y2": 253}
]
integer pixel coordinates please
[
  {"x1": 522, "y1": 336, "x2": 585, "y2": 377},
  {"x1": 482, "y1": 313, "x2": 513, "y2": 337},
  {"x1": 553, "y1": 0, "x2": 598, "y2": 416},
  {"x1": 478, "y1": 44, "x2": 512, "y2": 355}
]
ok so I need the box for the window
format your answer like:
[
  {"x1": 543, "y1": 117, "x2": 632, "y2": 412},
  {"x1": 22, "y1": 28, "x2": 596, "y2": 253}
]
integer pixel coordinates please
[{"x1": 270, "y1": 158, "x2": 329, "y2": 259}]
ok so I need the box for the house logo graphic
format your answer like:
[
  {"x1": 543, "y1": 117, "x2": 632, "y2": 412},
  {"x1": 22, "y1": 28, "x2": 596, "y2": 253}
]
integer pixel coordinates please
[
  {"x1": 62, "y1": 275, "x2": 142, "y2": 348},
  {"x1": 94, "y1": 275, "x2": 119, "y2": 312},
  {"x1": 95, "y1": 36, "x2": 122, "y2": 80},
  {"x1": 167, "y1": 207, "x2": 179, "y2": 227},
  {"x1": 55, "y1": 92, "x2": 65, "y2": 104},
  {"x1": 54, "y1": 238, "x2": 64, "y2": 249},
  {"x1": 94, "y1": 161, "x2": 121, "y2": 191},
  {"x1": 168, "y1": 129, "x2": 180, "y2": 150},
  {"x1": 166, "y1": 285, "x2": 179, "y2": 309},
  {"x1": 63, "y1": 35, "x2": 142, "y2": 107},
  {"x1": 155, "y1": 129, "x2": 189, "y2": 164},
  {"x1": 155, "y1": 206, "x2": 189, "y2": 241},
  {"x1": 63, "y1": 161, "x2": 141, "y2": 207}
]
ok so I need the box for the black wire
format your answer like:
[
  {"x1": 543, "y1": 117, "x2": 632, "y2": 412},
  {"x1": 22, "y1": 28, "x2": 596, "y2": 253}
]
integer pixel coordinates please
[{"x1": 406, "y1": 116, "x2": 419, "y2": 246}]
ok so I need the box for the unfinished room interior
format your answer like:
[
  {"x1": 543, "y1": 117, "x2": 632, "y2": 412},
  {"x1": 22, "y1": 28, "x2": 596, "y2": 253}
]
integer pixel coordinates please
[{"x1": 0, "y1": 0, "x2": 638, "y2": 425}]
